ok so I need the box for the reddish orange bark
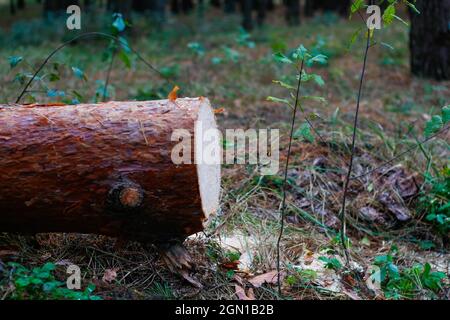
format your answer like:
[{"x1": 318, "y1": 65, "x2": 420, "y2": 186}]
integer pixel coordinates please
[{"x1": 0, "y1": 98, "x2": 218, "y2": 243}]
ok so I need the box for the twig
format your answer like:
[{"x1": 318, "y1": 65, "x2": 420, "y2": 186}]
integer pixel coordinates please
[
  {"x1": 103, "y1": 48, "x2": 117, "y2": 102},
  {"x1": 277, "y1": 58, "x2": 305, "y2": 296},
  {"x1": 15, "y1": 32, "x2": 176, "y2": 104},
  {"x1": 350, "y1": 125, "x2": 449, "y2": 180},
  {"x1": 339, "y1": 27, "x2": 371, "y2": 265}
]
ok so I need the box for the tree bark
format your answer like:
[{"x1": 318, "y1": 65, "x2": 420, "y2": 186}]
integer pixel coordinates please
[
  {"x1": 285, "y1": 0, "x2": 300, "y2": 25},
  {"x1": 241, "y1": 0, "x2": 253, "y2": 30},
  {"x1": 10, "y1": 0, "x2": 16, "y2": 15},
  {"x1": 410, "y1": 0, "x2": 450, "y2": 80},
  {"x1": 0, "y1": 98, "x2": 220, "y2": 243}
]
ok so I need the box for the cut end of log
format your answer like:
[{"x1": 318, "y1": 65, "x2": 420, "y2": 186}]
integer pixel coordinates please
[{"x1": 196, "y1": 98, "x2": 221, "y2": 223}]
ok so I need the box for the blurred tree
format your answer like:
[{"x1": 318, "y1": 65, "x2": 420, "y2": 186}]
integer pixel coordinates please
[
  {"x1": 410, "y1": 0, "x2": 450, "y2": 80},
  {"x1": 305, "y1": 0, "x2": 350, "y2": 17},
  {"x1": 284, "y1": 0, "x2": 300, "y2": 25},
  {"x1": 241, "y1": 0, "x2": 253, "y2": 30},
  {"x1": 43, "y1": 0, "x2": 80, "y2": 18},
  {"x1": 107, "y1": 0, "x2": 132, "y2": 18},
  {"x1": 17, "y1": 0, "x2": 25, "y2": 9},
  {"x1": 171, "y1": 0, "x2": 194, "y2": 14},
  {"x1": 224, "y1": 0, "x2": 236, "y2": 13},
  {"x1": 210, "y1": 0, "x2": 221, "y2": 8},
  {"x1": 10, "y1": 0, "x2": 16, "y2": 15},
  {"x1": 241, "y1": 0, "x2": 268, "y2": 30}
]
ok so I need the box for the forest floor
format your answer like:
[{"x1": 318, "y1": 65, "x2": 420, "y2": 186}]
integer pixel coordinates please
[{"x1": 0, "y1": 7, "x2": 449, "y2": 300}]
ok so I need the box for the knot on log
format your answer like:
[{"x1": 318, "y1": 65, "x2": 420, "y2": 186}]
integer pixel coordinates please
[{"x1": 106, "y1": 181, "x2": 144, "y2": 214}]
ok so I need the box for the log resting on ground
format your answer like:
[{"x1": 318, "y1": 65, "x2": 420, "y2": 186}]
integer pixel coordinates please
[{"x1": 0, "y1": 98, "x2": 220, "y2": 243}]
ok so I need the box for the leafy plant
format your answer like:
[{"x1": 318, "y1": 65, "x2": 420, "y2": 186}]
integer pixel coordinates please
[
  {"x1": 148, "y1": 282, "x2": 175, "y2": 300},
  {"x1": 187, "y1": 42, "x2": 206, "y2": 57},
  {"x1": 318, "y1": 256, "x2": 342, "y2": 270},
  {"x1": 372, "y1": 246, "x2": 446, "y2": 299},
  {"x1": 268, "y1": 45, "x2": 328, "y2": 143},
  {"x1": 286, "y1": 268, "x2": 318, "y2": 287},
  {"x1": 418, "y1": 166, "x2": 450, "y2": 236},
  {"x1": 3, "y1": 262, "x2": 101, "y2": 300}
]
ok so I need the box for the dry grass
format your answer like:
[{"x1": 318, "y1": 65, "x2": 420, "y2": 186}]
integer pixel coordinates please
[{"x1": 0, "y1": 7, "x2": 449, "y2": 300}]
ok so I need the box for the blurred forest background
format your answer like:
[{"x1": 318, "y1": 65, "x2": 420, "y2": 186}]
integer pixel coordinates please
[{"x1": 0, "y1": 0, "x2": 449, "y2": 300}]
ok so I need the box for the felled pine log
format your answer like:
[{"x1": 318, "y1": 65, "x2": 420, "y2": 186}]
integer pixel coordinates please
[{"x1": 0, "y1": 98, "x2": 220, "y2": 244}]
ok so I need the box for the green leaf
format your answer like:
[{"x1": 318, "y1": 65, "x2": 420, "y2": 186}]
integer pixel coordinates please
[
  {"x1": 31, "y1": 278, "x2": 44, "y2": 285},
  {"x1": 307, "y1": 54, "x2": 328, "y2": 66},
  {"x1": 272, "y1": 80, "x2": 295, "y2": 90},
  {"x1": 382, "y1": 4, "x2": 396, "y2": 26},
  {"x1": 442, "y1": 106, "x2": 450, "y2": 124},
  {"x1": 350, "y1": 0, "x2": 364, "y2": 15},
  {"x1": 267, "y1": 96, "x2": 291, "y2": 106},
  {"x1": 49, "y1": 73, "x2": 60, "y2": 82},
  {"x1": 273, "y1": 52, "x2": 292, "y2": 64},
  {"x1": 380, "y1": 42, "x2": 395, "y2": 50},
  {"x1": 301, "y1": 95, "x2": 327, "y2": 104},
  {"x1": 424, "y1": 115, "x2": 443, "y2": 138},
  {"x1": 118, "y1": 36, "x2": 131, "y2": 53},
  {"x1": 118, "y1": 51, "x2": 131, "y2": 69},
  {"x1": 374, "y1": 255, "x2": 388, "y2": 264},
  {"x1": 71, "y1": 67, "x2": 86, "y2": 81},
  {"x1": 112, "y1": 13, "x2": 126, "y2": 33},
  {"x1": 41, "y1": 262, "x2": 56, "y2": 272},
  {"x1": 15, "y1": 277, "x2": 30, "y2": 287},
  {"x1": 348, "y1": 27, "x2": 363, "y2": 49},
  {"x1": 403, "y1": 0, "x2": 420, "y2": 14},
  {"x1": 8, "y1": 56, "x2": 23, "y2": 69},
  {"x1": 292, "y1": 45, "x2": 310, "y2": 60},
  {"x1": 294, "y1": 122, "x2": 314, "y2": 143}
]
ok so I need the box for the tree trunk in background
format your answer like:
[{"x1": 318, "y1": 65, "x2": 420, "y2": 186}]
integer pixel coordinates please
[
  {"x1": 132, "y1": 0, "x2": 153, "y2": 11},
  {"x1": 256, "y1": 0, "x2": 267, "y2": 26},
  {"x1": 305, "y1": 0, "x2": 349, "y2": 17},
  {"x1": 224, "y1": 0, "x2": 236, "y2": 13},
  {"x1": 107, "y1": 0, "x2": 132, "y2": 19},
  {"x1": 17, "y1": 0, "x2": 25, "y2": 9},
  {"x1": 304, "y1": 0, "x2": 313, "y2": 17},
  {"x1": 182, "y1": 0, "x2": 194, "y2": 13},
  {"x1": 0, "y1": 99, "x2": 220, "y2": 243},
  {"x1": 285, "y1": 0, "x2": 300, "y2": 25},
  {"x1": 241, "y1": 0, "x2": 253, "y2": 30},
  {"x1": 410, "y1": 0, "x2": 450, "y2": 80},
  {"x1": 210, "y1": 0, "x2": 221, "y2": 8},
  {"x1": 10, "y1": 0, "x2": 16, "y2": 15},
  {"x1": 43, "y1": 0, "x2": 79, "y2": 17}
]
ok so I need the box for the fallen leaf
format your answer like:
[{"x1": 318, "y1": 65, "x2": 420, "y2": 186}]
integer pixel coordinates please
[
  {"x1": 168, "y1": 85, "x2": 180, "y2": 102},
  {"x1": 249, "y1": 270, "x2": 284, "y2": 288},
  {"x1": 179, "y1": 269, "x2": 203, "y2": 289},
  {"x1": 378, "y1": 192, "x2": 411, "y2": 222},
  {"x1": 55, "y1": 259, "x2": 74, "y2": 266},
  {"x1": 220, "y1": 260, "x2": 240, "y2": 270},
  {"x1": 102, "y1": 268, "x2": 118, "y2": 283},
  {"x1": 342, "y1": 288, "x2": 361, "y2": 300},
  {"x1": 359, "y1": 206, "x2": 386, "y2": 224},
  {"x1": 235, "y1": 284, "x2": 255, "y2": 300}
]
